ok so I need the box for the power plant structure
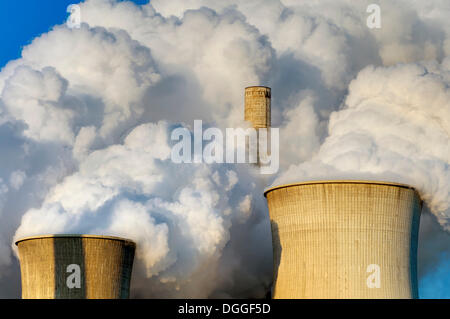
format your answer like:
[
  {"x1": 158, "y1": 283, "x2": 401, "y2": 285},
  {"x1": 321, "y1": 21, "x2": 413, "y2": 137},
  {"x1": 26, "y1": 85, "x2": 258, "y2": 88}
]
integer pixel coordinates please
[
  {"x1": 264, "y1": 181, "x2": 422, "y2": 299},
  {"x1": 244, "y1": 86, "x2": 271, "y2": 129},
  {"x1": 15, "y1": 234, "x2": 136, "y2": 299},
  {"x1": 9, "y1": 87, "x2": 426, "y2": 300},
  {"x1": 244, "y1": 86, "x2": 271, "y2": 165}
]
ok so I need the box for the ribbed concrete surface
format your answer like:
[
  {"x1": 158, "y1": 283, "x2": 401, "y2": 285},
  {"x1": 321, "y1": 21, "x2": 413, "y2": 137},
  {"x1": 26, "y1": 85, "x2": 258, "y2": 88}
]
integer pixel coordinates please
[
  {"x1": 265, "y1": 181, "x2": 422, "y2": 299},
  {"x1": 16, "y1": 235, "x2": 136, "y2": 299},
  {"x1": 244, "y1": 86, "x2": 271, "y2": 129}
]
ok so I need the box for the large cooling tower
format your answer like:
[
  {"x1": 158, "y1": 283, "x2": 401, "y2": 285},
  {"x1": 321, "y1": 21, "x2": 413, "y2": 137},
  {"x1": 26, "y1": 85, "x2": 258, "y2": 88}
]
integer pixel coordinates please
[
  {"x1": 264, "y1": 181, "x2": 422, "y2": 299},
  {"x1": 244, "y1": 86, "x2": 271, "y2": 129},
  {"x1": 15, "y1": 235, "x2": 136, "y2": 299}
]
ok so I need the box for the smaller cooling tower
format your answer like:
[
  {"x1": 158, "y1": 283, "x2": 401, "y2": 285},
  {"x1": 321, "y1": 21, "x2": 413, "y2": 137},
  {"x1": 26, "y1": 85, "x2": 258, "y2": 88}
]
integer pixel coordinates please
[
  {"x1": 244, "y1": 86, "x2": 271, "y2": 129},
  {"x1": 15, "y1": 234, "x2": 136, "y2": 299}
]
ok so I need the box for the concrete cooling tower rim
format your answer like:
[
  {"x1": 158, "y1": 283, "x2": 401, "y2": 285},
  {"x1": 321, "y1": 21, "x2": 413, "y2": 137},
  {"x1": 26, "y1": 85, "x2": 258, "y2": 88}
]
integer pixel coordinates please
[
  {"x1": 245, "y1": 86, "x2": 271, "y2": 89},
  {"x1": 14, "y1": 234, "x2": 136, "y2": 246},
  {"x1": 264, "y1": 180, "x2": 420, "y2": 198}
]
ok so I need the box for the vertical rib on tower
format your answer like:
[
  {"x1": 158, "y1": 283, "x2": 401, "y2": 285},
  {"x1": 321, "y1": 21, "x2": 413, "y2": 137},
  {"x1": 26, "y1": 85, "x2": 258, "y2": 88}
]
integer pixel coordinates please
[{"x1": 265, "y1": 180, "x2": 422, "y2": 299}]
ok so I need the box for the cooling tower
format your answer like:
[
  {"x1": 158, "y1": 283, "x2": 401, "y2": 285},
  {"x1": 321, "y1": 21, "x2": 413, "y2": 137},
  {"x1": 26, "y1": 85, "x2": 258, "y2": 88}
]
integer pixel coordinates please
[
  {"x1": 244, "y1": 86, "x2": 271, "y2": 129},
  {"x1": 264, "y1": 181, "x2": 422, "y2": 299},
  {"x1": 15, "y1": 234, "x2": 136, "y2": 299}
]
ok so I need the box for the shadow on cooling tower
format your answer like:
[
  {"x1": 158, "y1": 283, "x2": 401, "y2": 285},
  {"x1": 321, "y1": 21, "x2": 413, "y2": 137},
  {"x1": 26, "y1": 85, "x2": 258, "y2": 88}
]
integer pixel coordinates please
[
  {"x1": 53, "y1": 236, "x2": 86, "y2": 298},
  {"x1": 269, "y1": 220, "x2": 281, "y2": 298}
]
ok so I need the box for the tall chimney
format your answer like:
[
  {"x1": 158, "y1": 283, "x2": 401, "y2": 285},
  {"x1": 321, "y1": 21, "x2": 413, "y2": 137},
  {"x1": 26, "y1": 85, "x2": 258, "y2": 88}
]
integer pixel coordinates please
[
  {"x1": 244, "y1": 86, "x2": 271, "y2": 165},
  {"x1": 15, "y1": 234, "x2": 136, "y2": 299},
  {"x1": 265, "y1": 180, "x2": 422, "y2": 299},
  {"x1": 244, "y1": 86, "x2": 271, "y2": 129}
]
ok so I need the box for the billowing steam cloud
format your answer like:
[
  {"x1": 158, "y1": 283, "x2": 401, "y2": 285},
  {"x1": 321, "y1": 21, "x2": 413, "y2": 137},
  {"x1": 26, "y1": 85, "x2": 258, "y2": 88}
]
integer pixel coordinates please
[
  {"x1": 274, "y1": 61, "x2": 450, "y2": 230},
  {"x1": 0, "y1": 0, "x2": 448, "y2": 298}
]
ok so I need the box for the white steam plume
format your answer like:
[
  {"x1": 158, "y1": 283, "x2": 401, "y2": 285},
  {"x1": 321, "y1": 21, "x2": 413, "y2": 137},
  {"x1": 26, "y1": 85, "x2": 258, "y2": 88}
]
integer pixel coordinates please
[{"x1": 274, "y1": 61, "x2": 450, "y2": 230}]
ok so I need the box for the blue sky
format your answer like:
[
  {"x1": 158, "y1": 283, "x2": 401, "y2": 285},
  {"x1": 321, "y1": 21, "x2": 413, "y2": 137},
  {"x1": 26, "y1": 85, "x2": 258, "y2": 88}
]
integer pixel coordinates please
[
  {"x1": 0, "y1": 0, "x2": 148, "y2": 69},
  {"x1": 420, "y1": 254, "x2": 450, "y2": 299}
]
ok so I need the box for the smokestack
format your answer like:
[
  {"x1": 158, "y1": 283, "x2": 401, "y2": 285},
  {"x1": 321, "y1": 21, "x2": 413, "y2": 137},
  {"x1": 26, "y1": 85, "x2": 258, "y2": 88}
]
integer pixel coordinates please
[
  {"x1": 15, "y1": 234, "x2": 136, "y2": 299},
  {"x1": 244, "y1": 86, "x2": 271, "y2": 129},
  {"x1": 244, "y1": 86, "x2": 271, "y2": 166},
  {"x1": 264, "y1": 180, "x2": 422, "y2": 299}
]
